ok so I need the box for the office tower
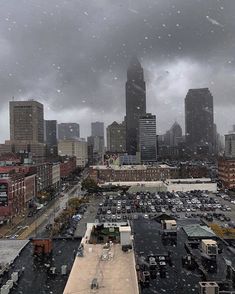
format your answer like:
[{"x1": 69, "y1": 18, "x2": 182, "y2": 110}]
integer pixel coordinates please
[
  {"x1": 45, "y1": 120, "x2": 57, "y2": 148},
  {"x1": 91, "y1": 122, "x2": 104, "y2": 138},
  {"x1": 169, "y1": 122, "x2": 183, "y2": 147},
  {"x1": 126, "y1": 57, "x2": 146, "y2": 155},
  {"x1": 107, "y1": 121, "x2": 126, "y2": 153},
  {"x1": 185, "y1": 88, "x2": 214, "y2": 154},
  {"x1": 58, "y1": 123, "x2": 80, "y2": 140},
  {"x1": 139, "y1": 113, "x2": 157, "y2": 162},
  {"x1": 10, "y1": 100, "x2": 44, "y2": 143},
  {"x1": 87, "y1": 135, "x2": 104, "y2": 165}
]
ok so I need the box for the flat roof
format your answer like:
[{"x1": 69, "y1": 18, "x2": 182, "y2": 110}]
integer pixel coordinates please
[
  {"x1": 0, "y1": 240, "x2": 29, "y2": 266},
  {"x1": 91, "y1": 164, "x2": 172, "y2": 170},
  {"x1": 63, "y1": 243, "x2": 139, "y2": 294}
]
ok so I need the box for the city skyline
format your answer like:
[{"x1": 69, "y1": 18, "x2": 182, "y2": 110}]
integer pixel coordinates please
[{"x1": 0, "y1": 0, "x2": 235, "y2": 141}]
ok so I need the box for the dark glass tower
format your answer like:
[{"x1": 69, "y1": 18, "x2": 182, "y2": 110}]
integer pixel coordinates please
[
  {"x1": 126, "y1": 57, "x2": 146, "y2": 155},
  {"x1": 185, "y1": 88, "x2": 214, "y2": 154}
]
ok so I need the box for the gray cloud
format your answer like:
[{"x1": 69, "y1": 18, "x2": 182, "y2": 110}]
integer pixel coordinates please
[{"x1": 0, "y1": 0, "x2": 235, "y2": 140}]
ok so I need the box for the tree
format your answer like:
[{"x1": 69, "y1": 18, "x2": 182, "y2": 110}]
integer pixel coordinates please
[{"x1": 81, "y1": 177, "x2": 98, "y2": 191}]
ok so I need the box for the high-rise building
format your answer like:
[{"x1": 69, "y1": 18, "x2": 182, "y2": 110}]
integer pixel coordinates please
[
  {"x1": 10, "y1": 100, "x2": 44, "y2": 143},
  {"x1": 91, "y1": 122, "x2": 104, "y2": 138},
  {"x1": 107, "y1": 121, "x2": 126, "y2": 153},
  {"x1": 58, "y1": 123, "x2": 80, "y2": 140},
  {"x1": 169, "y1": 122, "x2": 183, "y2": 147},
  {"x1": 185, "y1": 88, "x2": 214, "y2": 154},
  {"x1": 126, "y1": 57, "x2": 146, "y2": 155},
  {"x1": 45, "y1": 120, "x2": 57, "y2": 148},
  {"x1": 9, "y1": 100, "x2": 46, "y2": 163},
  {"x1": 139, "y1": 113, "x2": 157, "y2": 162},
  {"x1": 87, "y1": 135, "x2": 104, "y2": 165}
]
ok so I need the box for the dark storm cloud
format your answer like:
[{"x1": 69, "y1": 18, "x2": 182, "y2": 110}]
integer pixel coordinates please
[{"x1": 0, "y1": 0, "x2": 235, "y2": 139}]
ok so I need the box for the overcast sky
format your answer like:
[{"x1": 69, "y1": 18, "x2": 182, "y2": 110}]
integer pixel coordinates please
[{"x1": 0, "y1": 0, "x2": 234, "y2": 141}]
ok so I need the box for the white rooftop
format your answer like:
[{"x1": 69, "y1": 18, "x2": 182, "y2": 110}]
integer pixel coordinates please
[
  {"x1": 0, "y1": 240, "x2": 29, "y2": 266},
  {"x1": 91, "y1": 164, "x2": 172, "y2": 170}
]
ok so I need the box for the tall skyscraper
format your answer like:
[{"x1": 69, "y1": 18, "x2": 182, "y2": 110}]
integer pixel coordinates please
[
  {"x1": 169, "y1": 122, "x2": 183, "y2": 147},
  {"x1": 139, "y1": 113, "x2": 157, "y2": 162},
  {"x1": 58, "y1": 123, "x2": 80, "y2": 140},
  {"x1": 185, "y1": 88, "x2": 214, "y2": 154},
  {"x1": 10, "y1": 100, "x2": 44, "y2": 143},
  {"x1": 91, "y1": 122, "x2": 104, "y2": 138},
  {"x1": 45, "y1": 120, "x2": 57, "y2": 147},
  {"x1": 107, "y1": 121, "x2": 126, "y2": 153},
  {"x1": 126, "y1": 57, "x2": 146, "y2": 155}
]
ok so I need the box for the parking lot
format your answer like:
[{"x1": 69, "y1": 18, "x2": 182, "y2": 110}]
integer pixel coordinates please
[{"x1": 95, "y1": 190, "x2": 235, "y2": 226}]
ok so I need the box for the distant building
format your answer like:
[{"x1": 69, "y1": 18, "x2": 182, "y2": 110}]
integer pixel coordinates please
[
  {"x1": 106, "y1": 121, "x2": 126, "y2": 152},
  {"x1": 58, "y1": 123, "x2": 80, "y2": 140},
  {"x1": 8, "y1": 100, "x2": 46, "y2": 163},
  {"x1": 89, "y1": 164, "x2": 175, "y2": 183},
  {"x1": 58, "y1": 139, "x2": 88, "y2": 167},
  {"x1": 87, "y1": 135, "x2": 104, "y2": 165},
  {"x1": 185, "y1": 88, "x2": 214, "y2": 156},
  {"x1": 126, "y1": 57, "x2": 146, "y2": 155},
  {"x1": 45, "y1": 120, "x2": 57, "y2": 148},
  {"x1": 10, "y1": 100, "x2": 44, "y2": 143},
  {"x1": 218, "y1": 133, "x2": 235, "y2": 189},
  {"x1": 91, "y1": 121, "x2": 104, "y2": 138},
  {"x1": 218, "y1": 157, "x2": 235, "y2": 189},
  {"x1": 225, "y1": 134, "x2": 235, "y2": 158},
  {"x1": 139, "y1": 113, "x2": 157, "y2": 162}
]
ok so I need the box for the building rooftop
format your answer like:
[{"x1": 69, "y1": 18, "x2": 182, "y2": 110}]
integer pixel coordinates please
[
  {"x1": 0, "y1": 240, "x2": 29, "y2": 269},
  {"x1": 91, "y1": 164, "x2": 173, "y2": 170},
  {"x1": 0, "y1": 238, "x2": 81, "y2": 294},
  {"x1": 183, "y1": 224, "x2": 216, "y2": 238},
  {"x1": 133, "y1": 217, "x2": 235, "y2": 293},
  {"x1": 63, "y1": 243, "x2": 139, "y2": 294}
]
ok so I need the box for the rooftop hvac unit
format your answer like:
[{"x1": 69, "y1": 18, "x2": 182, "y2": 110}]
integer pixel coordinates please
[
  {"x1": 0, "y1": 284, "x2": 10, "y2": 294},
  {"x1": 201, "y1": 240, "x2": 218, "y2": 256},
  {"x1": 61, "y1": 265, "x2": 67, "y2": 275},
  {"x1": 6, "y1": 280, "x2": 13, "y2": 290},
  {"x1": 11, "y1": 272, "x2": 19, "y2": 282},
  {"x1": 199, "y1": 281, "x2": 219, "y2": 294}
]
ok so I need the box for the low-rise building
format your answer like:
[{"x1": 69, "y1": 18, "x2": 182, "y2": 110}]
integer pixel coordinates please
[
  {"x1": 218, "y1": 157, "x2": 235, "y2": 189},
  {"x1": 60, "y1": 157, "x2": 77, "y2": 178},
  {"x1": 58, "y1": 139, "x2": 88, "y2": 167},
  {"x1": 0, "y1": 172, "x2": 25, "y2": 221},
  {"x1": 89, "y1": 164, "x2": 175, "y2": 183},
  {"x1": 164, "y1": 178, "x2": 217, "y2": 192}
]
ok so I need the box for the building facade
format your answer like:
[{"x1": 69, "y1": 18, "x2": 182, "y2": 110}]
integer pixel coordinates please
[
  {"x1": 45, "y1": 120, "x2": 57, "y2": 151},
  {"x1": 185, "y1": 88, "x2": 214, "y2": 155},
  {"x1": 0, "y1": 172, "x2": 25, "y2": 220},
  {"x1": 139, "y1": 113, "x2": 157, "y2": 162},
  {"x1": 91, "y1": 122, "x2": 104, "y2": 138},
  {"x1": 218, "y1": 158, "x2": 235, "y2": 189},
  {"x1": 58, "y1": 139, "x2": 88, "y2": 167},
  {"x1": 225, "y1": 134, "x2": 235, "y2": 158},
  {"x1": 126, "y1": 57, "x2": 146, "y2": 155},
  {"x1": 58, "y1": 123, "x2": 80, "y2": 140},
  {"x1": 107, "y1": 121, "x2": 126, "y2": 153},
  {"x1": 10, "y1": 100, "x2": 44, "y2": 143},
  {"x1": 89, "y1": 164, "x2": 175, "y2": 183}
]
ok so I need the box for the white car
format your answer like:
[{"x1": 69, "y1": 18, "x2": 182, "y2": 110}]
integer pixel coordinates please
[
  {"x1": 107, "y1": 210, "x2": 111, "y2": 215},
  {"x1": 144, "y1": 214, "x2": 149, "y2": 219}
]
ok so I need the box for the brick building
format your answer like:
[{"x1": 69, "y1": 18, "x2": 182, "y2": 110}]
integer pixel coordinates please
[
  {"x1": 0, "y1": 172, "x2": 25, "y2": 221},
  {"x1": 218, "y1": 157, "x2": 235, "y2": 189},
  {"x1": 89, "y1": 164, "x2": 176, "y2": 184},
  {"x1": 60, "y1": 157, "x2": 77, "y2": 178}
]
